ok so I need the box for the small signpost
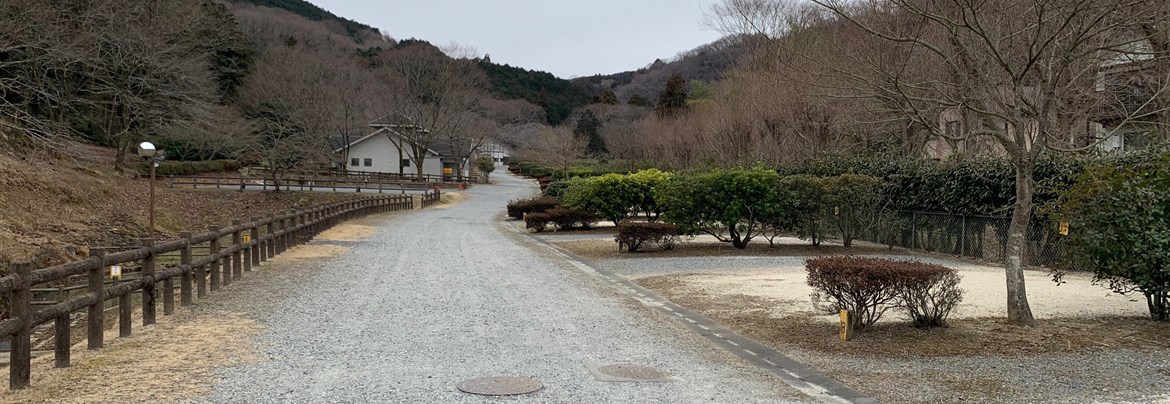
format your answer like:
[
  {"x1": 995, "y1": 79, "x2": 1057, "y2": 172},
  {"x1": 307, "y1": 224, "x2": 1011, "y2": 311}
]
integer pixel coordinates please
[
  {"x1": 242, "y1": 233, "x2": 252, "y2": 243},
  {"x1": 1059, "y1": 221, "x2": 1070, "y2": 236},
  {"x1": 839, "y1": 310, "x2": 853, "y2": 341}
]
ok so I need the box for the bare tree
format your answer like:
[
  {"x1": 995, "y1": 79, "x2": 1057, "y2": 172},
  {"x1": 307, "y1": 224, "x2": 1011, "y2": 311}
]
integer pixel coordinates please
[
  {"x1": 376, "y1": 46, "x2": 488, "y2": 181},
  {"x1": 804, "y1": 0, "x2": 1170, "y2": 326},
  {"x1": 526, "y1": 125, "x2": 586, "y2": 178}
]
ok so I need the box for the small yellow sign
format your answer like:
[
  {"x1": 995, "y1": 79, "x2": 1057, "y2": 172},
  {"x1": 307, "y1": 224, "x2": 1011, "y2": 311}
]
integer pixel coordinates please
[
  {"x1": 109, "y1": 265, "x2": 122, "y2": 280},
  {"x1": 242, "y1": 233, "x2": 252, "y2": 243},
  {"x1": 833, "y1": 206, "x2": 841, "y2": 216},
  {"x1": 839, "y1": 309, "x2": 853, "y2": 341},
  {"x1": 1059, "y1": 221, "x2": 1070, "y2": 236},
  {"x1": 443, "y1": 167, "x2": 454, "y2": 175}
]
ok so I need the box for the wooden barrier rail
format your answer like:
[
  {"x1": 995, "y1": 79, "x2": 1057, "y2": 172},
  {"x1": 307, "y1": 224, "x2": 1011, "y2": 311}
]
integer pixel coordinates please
[
  {"x1": 249, "y1": 167, "x2": 483, "y2": 185},
  {"x1": 0, "y1": 194, "x2": 419, "y2": 390},
  {"x1": 166, "y1": 174, "x2": 466, "y2": 193}
]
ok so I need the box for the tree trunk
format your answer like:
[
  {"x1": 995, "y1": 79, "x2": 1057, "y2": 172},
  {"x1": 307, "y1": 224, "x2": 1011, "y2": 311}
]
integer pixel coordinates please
[
  {"x1": 1005, "y1": 163, "x2": 1037, "y2": 326},
  {"x1": 730, "y1": 226, "x2": 749, "y2": 249}
]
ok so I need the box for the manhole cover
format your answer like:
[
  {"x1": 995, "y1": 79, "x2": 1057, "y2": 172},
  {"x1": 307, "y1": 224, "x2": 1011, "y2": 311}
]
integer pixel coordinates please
[
  {"x1": 456, "y1": 376, "x2": 543, "y2": 396},
  {"x1": 587, "y1": 362, "x2": 677, "y2": 382}
]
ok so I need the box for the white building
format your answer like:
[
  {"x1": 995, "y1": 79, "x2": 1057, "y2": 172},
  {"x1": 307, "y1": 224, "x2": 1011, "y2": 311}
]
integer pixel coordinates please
[
  {"x1": 477, "y1": 140, "x2": 511, "y2": 165},
  {"x1": 335, "y1": 127, "x2": 447, "y2": 178}
]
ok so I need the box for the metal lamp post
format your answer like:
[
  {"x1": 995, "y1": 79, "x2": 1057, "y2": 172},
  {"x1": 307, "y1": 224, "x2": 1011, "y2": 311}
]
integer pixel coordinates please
[{"x1": 138, "y1": 142, "x2": 158, "y2": 236}]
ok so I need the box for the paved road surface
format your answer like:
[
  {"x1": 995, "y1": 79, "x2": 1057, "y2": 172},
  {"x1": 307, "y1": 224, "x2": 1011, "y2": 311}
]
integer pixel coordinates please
[{"x1": 203, "y1": 172, "x2": 807, "y2": 403}]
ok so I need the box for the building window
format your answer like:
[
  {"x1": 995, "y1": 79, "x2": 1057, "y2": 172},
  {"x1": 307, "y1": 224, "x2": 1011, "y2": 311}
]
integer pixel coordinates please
[
  {"x1": 350, "y1": 158, "x2": 359, "y2": 166},
  {"x1": 363, "y1": 158, "x2": 372, "y2": 167},
  {"x1": 401, "y1": 159, "x2": 412, "y2": 168}
]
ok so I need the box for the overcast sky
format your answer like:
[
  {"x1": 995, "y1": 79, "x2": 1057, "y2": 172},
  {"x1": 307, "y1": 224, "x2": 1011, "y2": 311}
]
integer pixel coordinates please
[{"x1": 309, "y1": 0, "x2": 724, "y2": 78}]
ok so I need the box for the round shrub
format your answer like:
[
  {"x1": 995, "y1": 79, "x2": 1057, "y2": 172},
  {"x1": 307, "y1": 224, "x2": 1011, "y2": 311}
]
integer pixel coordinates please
[{"x1": 806, "y1": 256, "x2": 964, "y2": 331}]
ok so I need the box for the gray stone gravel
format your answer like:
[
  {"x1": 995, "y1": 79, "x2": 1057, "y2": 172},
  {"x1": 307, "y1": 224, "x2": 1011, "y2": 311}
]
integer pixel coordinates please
[{"x1": 199, "y1": 172, "x2": 809, "y2": 403}]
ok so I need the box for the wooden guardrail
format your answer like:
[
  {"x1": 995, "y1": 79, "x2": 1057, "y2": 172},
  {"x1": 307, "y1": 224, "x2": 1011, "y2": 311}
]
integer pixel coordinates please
[
  {"x1": 0, "y1": 194, "x2": 419, "y2": 390},
  {"x1": 167, "y1": 174, "x2": 468, "y2": 193},
  {"x1": 249, "y1": 167, "x2": 482, "y2": 185}
]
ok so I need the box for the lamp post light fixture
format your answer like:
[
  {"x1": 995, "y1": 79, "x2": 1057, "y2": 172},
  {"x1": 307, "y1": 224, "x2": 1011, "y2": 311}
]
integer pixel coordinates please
[{"x1": 138, "y1": 142, "x2": 159, "y2": 236}]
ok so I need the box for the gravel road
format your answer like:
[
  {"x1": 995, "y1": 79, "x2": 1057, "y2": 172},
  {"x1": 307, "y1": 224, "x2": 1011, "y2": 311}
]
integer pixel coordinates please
[{"x1": 201, "y1": 172, "x2": 807, "y2": 403}]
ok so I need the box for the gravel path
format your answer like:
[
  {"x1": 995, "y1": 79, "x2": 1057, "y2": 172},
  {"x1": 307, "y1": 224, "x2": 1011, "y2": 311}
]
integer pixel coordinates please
[{"x1": 200, "y1": 172, "x2": 807, "y2": 403}]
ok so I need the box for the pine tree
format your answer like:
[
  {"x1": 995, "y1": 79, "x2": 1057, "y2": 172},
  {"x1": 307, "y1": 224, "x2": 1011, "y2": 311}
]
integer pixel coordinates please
[
  {"x1": 656, "y1": 73, "x2": 689, "y2": 117},
  {"x1": 574, "y1": 110, "x2": 608, "y2": 156}
]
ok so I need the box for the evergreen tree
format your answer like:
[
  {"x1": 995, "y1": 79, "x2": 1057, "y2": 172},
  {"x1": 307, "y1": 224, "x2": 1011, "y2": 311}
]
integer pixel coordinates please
[
  {"x1": 574, "y1": 110, "x2": 608, "y2": 156},
  {"x1": 599, "y1": 89, "x2": 619, "y2": 105},
  {"x1": 656, "y1": 73, "x2": 689, "y2": 117}
]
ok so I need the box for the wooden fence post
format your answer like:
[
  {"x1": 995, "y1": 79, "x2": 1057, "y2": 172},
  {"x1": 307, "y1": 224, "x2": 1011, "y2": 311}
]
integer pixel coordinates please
[
  {"x1": 209, "y1": 226, "x2": 222, "y2": 290},
  {"x1": 54, "y1": 307, "x2": 69, "y2": 368},
  {"x1": 88, "y1": 249, "x2": 105, "y2": 350},
  {"x1": 142, "y1": 238, "x2": 156, "y2": 325},
  {"x1": 181, "y1": 231, "x2": 194, "y2": 305},
  {"x1": 118, "y1": 279, "x2": 132, "y2": 338},
  {"x1": 10, "y1": 262, "x2": 32, "y2": 389},
  {"x1": 250, "y1": 217, "x2": 260, "y2": 269},
  {"x1": 231, "y1": 220, "x2": 243, "y2": 280},
  {"x1": 265, "y1": 217, "x2": 275, "y2": 261}
]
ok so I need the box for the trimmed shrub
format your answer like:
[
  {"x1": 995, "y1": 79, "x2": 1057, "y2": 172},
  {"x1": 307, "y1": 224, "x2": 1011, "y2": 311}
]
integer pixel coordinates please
[
  {"x1": 895, "y1": 266, "x2": 964, "y2": 327},
  {"x1": 821, "y1": 174, "x2": 891, "y2": 248},
  {"x1": 545, "y1": 207, "x2": 599, "y2": 230},
  {"x1": 616, "y1": 220, "x2": 680, "y2": 252},
  {"x1": 1055, "y1": 149, "x2": 1170, "y2": 321},
  {"x1": 138, "y1": 159, "x2": 242, "y2": 177},
  {"x1": 626, "y1": 169, "x2": 672, "y2": 221},
  {"x1": 656, "y1": 167, "x2": 785, "y2": 249},
  {"x1": 562, "y1": 173, "x2": 640, "y2": 225},
  {"x1": 524, "y1": 213, "x2": 551, "y2": 232},
  {"x1": 542, "y1": 179, "x2": 575, "y2": 200},
  {"x1": 806, "y1": 256, "x2": 963, "y2": 331},
  {"x1": 506, "y1": 197, "x2": 559, "y2": 220}
]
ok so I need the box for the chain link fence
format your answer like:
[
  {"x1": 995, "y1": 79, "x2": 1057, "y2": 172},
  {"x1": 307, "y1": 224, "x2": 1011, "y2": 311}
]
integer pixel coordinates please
[{"x1": 862, "y1": 211, "x2": 1069, "y2": 268}]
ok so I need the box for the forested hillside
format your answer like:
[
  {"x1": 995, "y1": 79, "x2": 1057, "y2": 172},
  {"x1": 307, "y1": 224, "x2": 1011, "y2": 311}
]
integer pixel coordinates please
[
  {"x1": 573, "y1": 36, "x2": 745, "y2": 103},
  {"x1": 231, "y1": 0, "x2": 379, "y2": 39},
  {"x1": 479, "y1": 61, "x2": 591, "y2": 125}
]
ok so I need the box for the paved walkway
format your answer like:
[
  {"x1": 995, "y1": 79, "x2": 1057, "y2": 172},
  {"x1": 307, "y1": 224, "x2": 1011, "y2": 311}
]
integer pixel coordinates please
[{"x1": 202, "y1": 172, "x2": 809, "y2": 403}]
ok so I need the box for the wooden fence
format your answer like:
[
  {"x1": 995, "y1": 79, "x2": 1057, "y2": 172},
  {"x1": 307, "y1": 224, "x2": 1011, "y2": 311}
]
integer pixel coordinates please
[
  {"x1": 421, "y1": 189, "x2": 441, "y2": 208},
  {"x1": 167, "y1": 174, "x2": 460, "y2": 194},
  {"x1": 0, "y1": 194, "x2": 418, "y2": 390},
  {"x1": 249, "y1": 167, "x2": 483, "y2": 185}
]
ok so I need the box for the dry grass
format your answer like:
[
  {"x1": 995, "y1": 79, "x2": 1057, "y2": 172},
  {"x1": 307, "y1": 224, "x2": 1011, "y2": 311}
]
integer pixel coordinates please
[
  {"x1": 0, "y1": 143, "x2": 362, "y2": 265},
  {"x1": 637, "y1": 275, "x2": 1170, "y2": 358},
  {"x1": 0, "y1": 310, "x2": 263, "y2": 403}
]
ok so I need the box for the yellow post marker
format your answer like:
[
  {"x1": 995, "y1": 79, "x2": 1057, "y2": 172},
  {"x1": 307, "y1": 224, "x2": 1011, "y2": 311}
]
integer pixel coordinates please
[
  {"x1": 833, "y1": 206, "x2": 841, "y2": 216},
  {"x1": 109, "y1": 265, "x2": 122, "y2": 280},
  {"x1": 839, "y1": 309, "x2": 854, "y2": 341},
  {"x1": 1059, "y1": 221, "x2": 1070, "y2": 236},
  {"x1": 242, "y1": 233, "x2": 252, "y2": 243}
]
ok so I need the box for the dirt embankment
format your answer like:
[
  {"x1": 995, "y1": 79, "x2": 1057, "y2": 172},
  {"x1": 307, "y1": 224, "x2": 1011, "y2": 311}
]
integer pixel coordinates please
[{"x1": 0, "y1": 143, "x2": 362, "y2": 268}]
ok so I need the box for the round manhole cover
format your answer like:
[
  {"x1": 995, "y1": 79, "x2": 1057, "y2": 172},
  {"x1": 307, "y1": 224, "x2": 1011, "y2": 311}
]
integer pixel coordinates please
[
  {"x1": 596, "y1": 363, "x2": 671, "y2": 380},
  {"x1": 457, "y1": 376, "x2": 543, "y2": 396}
]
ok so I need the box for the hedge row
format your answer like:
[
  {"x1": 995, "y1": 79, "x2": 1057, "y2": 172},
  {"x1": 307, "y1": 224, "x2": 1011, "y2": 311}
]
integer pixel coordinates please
[
  {"x1": 806, "y1": 256, "x2": 964, "y2": 330},
  {"x1": 506, "y1": 197, "x2": 559, "y2": 220},
  {"x1": 137, "y1": 159, "x2": 242, "y2": 177},
  {"x1": 560, "y1": 169, "x2": 672, "y2": 225},
  {"x1": 525, "y1": 208, "x2": 599, "y2": 232}
]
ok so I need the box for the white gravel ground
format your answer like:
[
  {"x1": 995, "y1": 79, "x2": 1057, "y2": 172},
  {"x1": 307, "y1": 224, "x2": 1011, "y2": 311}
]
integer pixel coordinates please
[{"x1": 200, "y1": 172, "x2": 808, "y2": 403}]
